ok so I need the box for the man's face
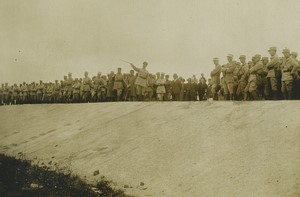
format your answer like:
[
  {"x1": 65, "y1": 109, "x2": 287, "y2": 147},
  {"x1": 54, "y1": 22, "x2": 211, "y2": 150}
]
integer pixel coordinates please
[
  {"x1": 283, "y1": 52, "x2": 290, "y2": 58},
  {"x1": 268, "y1": 50, "x2": 276, "y2": 56},
  {"x1": 240, "y1": 58, "x2": 246, "y2": 64},
  {"x1": 173, "y1": 74, "x2": 177, "y2": 80},
  {"x1": 213, "y1": 60, "x2": 219, "y2": 65},
  {"x1": 143, "y1": 63, "x2": 147, "y2": 69},
  {"x1": 227, "y1": 56, "x2": 233, "y2": 62},
  {"x1": 262, "y1": 60, "x2": 269, "y2": 65}
]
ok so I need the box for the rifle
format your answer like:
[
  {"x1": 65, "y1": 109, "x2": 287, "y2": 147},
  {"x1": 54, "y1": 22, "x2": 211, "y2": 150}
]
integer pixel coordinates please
[{"x1": 120, "y1": 59, "x2": 133, "y2": 65}]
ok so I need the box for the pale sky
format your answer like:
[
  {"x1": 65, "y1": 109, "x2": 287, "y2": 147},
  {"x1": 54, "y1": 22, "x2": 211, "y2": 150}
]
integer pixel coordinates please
[{"x1": 1, "y1": 0, "x2": 300, "y2": 84}]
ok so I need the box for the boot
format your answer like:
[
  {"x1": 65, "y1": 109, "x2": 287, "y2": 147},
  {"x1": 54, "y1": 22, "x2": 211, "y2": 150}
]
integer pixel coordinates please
[
  {"x1": 273, "y1": 91, "x2": 278, "y2": 100},
  {"x1": 251, "y1": 91, "x2": 259, "y2": 100},
  {"x1": 288, "y1": 91, "x2": 293, "y2": 100}
]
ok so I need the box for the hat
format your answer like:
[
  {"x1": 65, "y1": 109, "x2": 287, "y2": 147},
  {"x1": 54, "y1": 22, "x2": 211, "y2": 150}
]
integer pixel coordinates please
[
  {"x1": 291, "y1": 51, "x2": 298, "y2": 57},
  {"x1": 213, "y1": 57, "x2": 219, "y2": 61},
  {"x1": 118, "y1": 67, "x2": 121, "y2": 70},
  {"x1": 282, "y1": 48, "x2": 290, "y2": 53},
  {"x1": 254, "y1": 54, "x2": 261, "y2": 58},
  {"x1": 68, "y1": 72, "x2": 72, "y2": 75},
  {"x1": 262, "y1": 57, "x2": 269, "y2": 61},
  {"x1": 268, "y1": 47, "x2": 277, "y2": 51},
  {"x1": 239, "y1": 55, "x2": 246, "y2": 59},
  {"x1": 143, "y1": 61, "x2": 148, "y2": 65},
  {"x1": 227, "y1": 54, "x2": 234, "y2": 58}
]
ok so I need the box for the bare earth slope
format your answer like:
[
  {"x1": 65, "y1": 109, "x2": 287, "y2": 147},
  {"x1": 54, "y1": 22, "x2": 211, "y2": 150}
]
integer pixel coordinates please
[{"x1": 0, "y1": 101, "x2": 300, "y2": 197}]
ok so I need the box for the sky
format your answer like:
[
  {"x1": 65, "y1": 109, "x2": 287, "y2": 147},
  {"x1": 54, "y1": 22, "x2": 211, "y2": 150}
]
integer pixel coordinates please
[{"x1": 1, "y1": 0, "x2": 300, "y2": 84}]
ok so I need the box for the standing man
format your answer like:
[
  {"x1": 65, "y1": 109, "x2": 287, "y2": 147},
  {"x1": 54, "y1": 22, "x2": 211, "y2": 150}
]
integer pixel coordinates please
[
  {"x1": 197, "y1": 78, "x2": 208, "y2": 101},
  {"x1": 113, "y1": 68, "x2": 125, "y2": 101},
  {"x1": 291, "y1": 52, "x2": 300, "y2": 99},
  {"x1": 127, "y1": 70, "x2": 136, "y2": 101},
  {"x1": 210, "y1": 57, "x2": 222, "y2": 100},
  {"x1": 236, "y1": 55, "x2": 249, "y2": 100},
  {"x1": 266, "y1": 47, "x2": 280, "y2": 100},
  {"x1": 248, "y1": 54, "x2": 263, "y2": 100},
  {"x1": 261, "y1": 57, "x2": 270, "y2": 99},
  {"x1": 280, "y1": 48, "x2": 298, "y2": 100},
  {"x1": 221, "y1": 54, "x2": 236, "y2": 100},
  {"x1": 82, "y1": 71, "x2": 92, "y2": 103},
  {"x1": 53, "y1": 80, "x2": 61, "y2": 103},
  {"x1": 36, "y1": 80, "x2": 45, "y2": 103},
  {"x1": 64, "y1": 73, "x2": 74, "y2": 103},
  {"x1": 130, "y1": 61, "x2": 149, "y2": 101},
  {"x1": 171, "y1": 73, "x2": 182, "y2": 101}
]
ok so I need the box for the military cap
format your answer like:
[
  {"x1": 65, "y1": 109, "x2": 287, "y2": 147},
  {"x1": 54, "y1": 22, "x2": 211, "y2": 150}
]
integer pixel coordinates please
[
  {"x1": 143, "y1": 61, "x2": 148, "y2": 65},
  {"x1": 213, "y1": 57, "x2": 219, "y2": 61},
  {"x1": 68, "y1": 72, "x2": 72, "y2": 75},
  {"x1": 55, "y1": 80, "x2": 58, "y2": 82},
  {"x1": 268, "y1": 47, "x2": 277, "y2": 51},
  {"x1": 262, "y1": 57, "x2": 269, "y2": 61},
  {"x1": 282, "y1": 48, "x2": 290, "y2": 53},
  {"x1": 291, "y1": 51, "x2": 298, "y2": 57},
  {"x1": 227, "y1": 54, "x2": 234, "y2": 58},
  {"x1": 254, "y1": 54, "x2": 261, "y2": 58},
  {"x1": 239, "y1": 55, "x2": 246, "y2": 59}
]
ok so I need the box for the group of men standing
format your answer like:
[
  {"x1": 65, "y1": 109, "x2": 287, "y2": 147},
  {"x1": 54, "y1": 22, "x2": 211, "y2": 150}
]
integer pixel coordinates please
[
  {"x1": 1, "y1": 47, "x2": 300, "y2": 105},
  {"x1": 210, "y1": 47, "x2": 300, "y2": 101}
]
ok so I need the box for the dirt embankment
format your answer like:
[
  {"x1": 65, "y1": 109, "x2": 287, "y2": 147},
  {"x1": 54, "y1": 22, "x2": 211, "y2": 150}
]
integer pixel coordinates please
[{"x1": 1, "y1": 101, "x2": 300, "y2": 196}]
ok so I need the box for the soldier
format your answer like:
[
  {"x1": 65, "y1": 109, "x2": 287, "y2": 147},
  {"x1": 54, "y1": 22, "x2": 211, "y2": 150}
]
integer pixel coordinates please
[
  {"x1": 222, "y1": 54, "x2": 236, "y2": 100},
  {"x1": 106, "y1": 72, "x2": 115, "y2": 102},
  {"x1": 210, "y1": 57, "x2": 222, "y2": 100},
  {"x1": 3, "y1": 83, "x2": 11, "y2": 105},
  {"x1": 185, "y1": 78, "x2": 197, "y2": 101},
  {"x1": 146, "y1": 74, "x2": 155, "y2": 101},
  {"x1": 53, "y1": 80, "x2": 61, "y2": 103},
  {"x1": 93, "y1": 72, "x2": 102, "y2": 102},
  {"x1": 248, "y1": 54, "x2": 263, "y2": 100},
  {"x1": 20, "y1": 82, "x2": 29, "y2": 104},
  {"x1": 127, "y1": 70, "x2": 136, "y2": 101},
  {"x1": 130, "y1": 61, "x2": 149, "y2": 101},
  {"x1": 291, "y1": 52, "x2": 300, "y2": 99},
  {"x1": 164, "y1": 75, "x2": 172, "y2": 101},
  {"x1": 45, "y1": 82, "x2": 54, "y2": 103},
  {"x1": 155, "y1": 72, "x2": 166, "y2": 101},
  {"x1": 29, "y1": 83, "x2": 37, "y2": 104},
  {"x1": 72, "y1": 78, "x2": 81, "y2": 103},
  {"x1": 206, "y1": 79, "x2": 213, "y2": 100},
  {"x1": 0, "y1": 84, "x2": 3, "y2": 105},
  {"x1": 82, "y1": 71, "x2": 92, "y2": 103},
  {"x1": 36, "y1": 80, "x2": 45, "y2": 103},
  {"x1": 280, "y1": 48, "x2": 298, "y2": 100},
  {"x1": 171, "y1": 73, "x2": 182, "y2": 101},
  {"x1": 113, "y1": 68, "x2": 125, "y2": 101},
  {"x1": 64, "y1": 73, "x2": 74, "y2": 103},
  {"x1": 265, "y1": 47, "x2": 280, "y2": 100},
  {"x1": 199, "y1": 73, "x2": 206, "y2": 83},
  {"x1": 198, "y1": 78, "x2": 208, "y2": 101},
  {"x1": 261, "y1": 57, "x2": 270, "y2": 99},
  {"x1": 236, "y1": 55, "x2": 249, "y2": 100},
  {"x1": 99, "y1": 75, "x2": 107, "y2": 102},
  {"x1": 12, "y1": 84, "x2": 20, "y2": 105}
]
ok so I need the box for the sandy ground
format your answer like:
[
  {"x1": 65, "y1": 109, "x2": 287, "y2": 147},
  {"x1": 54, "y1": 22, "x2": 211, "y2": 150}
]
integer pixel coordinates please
[{"x1": 0, "y1": 101, "x2": 300, "y2": 197}]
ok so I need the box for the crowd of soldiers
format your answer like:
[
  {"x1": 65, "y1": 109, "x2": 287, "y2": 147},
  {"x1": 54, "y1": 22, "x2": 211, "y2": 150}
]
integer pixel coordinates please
[
  {"x1": 211, "y1": 47, "x2": 300, "y2": 101},
  {"x1": 1, "y1": 47, "x2": 300, "y2": 105}
]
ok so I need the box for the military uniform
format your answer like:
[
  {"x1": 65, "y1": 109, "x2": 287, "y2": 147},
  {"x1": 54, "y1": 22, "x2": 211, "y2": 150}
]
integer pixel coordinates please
[
  {"x1": 266, "y1": 47, "x2": 280, "y2": 99},
  {"x1": 222, "y1": 54, "x2": 236, "y2": 100},
  {"x1": 113, "y1": 69, "x2": 125, "y2": 101},
  {"x1": 156, "y1": 74, "x2": 166, "y2": 101},
  {"x1": 64, "y1": 74, "x2": 74, "y2": 102},
  {"x1": 53, "y1": 81, "x2": 61, "y2": 103},
  {"x1": 131, "y1": 62, "x2": 149, "y2": 101},
  {"x1": 0, "y1": 84, "x2": 3, "y2": 105},
  {"x1": 127, "y1": 71, "x2": 136, "y2": 101},
  {"x1": 171, "y1": 74, "x2": 182, "y2": 101},
  {"x1": 248, "y1": 55, "x2": 263, "y2": 100},
  {"x1": 281, "y1": 49, "x2": 298, "y2": 99},
  {"x1": 210, "y1": 58, "x2": 222, "y2": 100},
  {"x1": 82, "y1": 72, "x2": 92, "y2": 102},
  {"x1": 236, "y1": 56, "x2": 249, "y2": 100}
]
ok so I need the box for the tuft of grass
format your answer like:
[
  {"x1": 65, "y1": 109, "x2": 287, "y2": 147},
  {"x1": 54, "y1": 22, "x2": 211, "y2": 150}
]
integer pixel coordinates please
[{"x1": 0, "y1": 154, "x2": 129, "y2": 197}]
